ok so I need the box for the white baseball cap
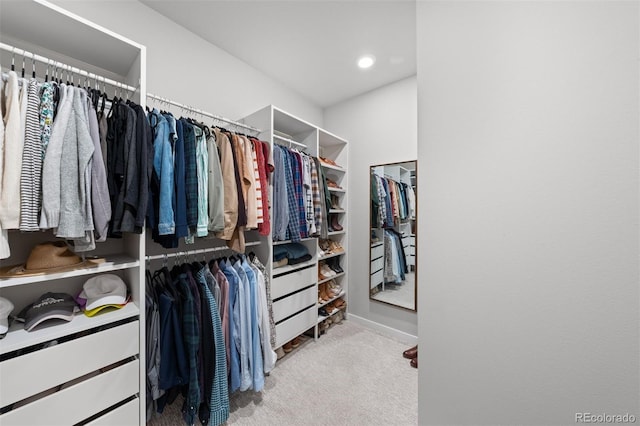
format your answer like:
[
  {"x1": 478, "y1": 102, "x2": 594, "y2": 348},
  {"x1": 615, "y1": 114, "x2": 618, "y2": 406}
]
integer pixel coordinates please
[
  {"x1": 80, "y1": 274, "x2": 127, "y2": 314},
  {"x1": 0, "y1": 297, "x2": 14, "y2": 334}
]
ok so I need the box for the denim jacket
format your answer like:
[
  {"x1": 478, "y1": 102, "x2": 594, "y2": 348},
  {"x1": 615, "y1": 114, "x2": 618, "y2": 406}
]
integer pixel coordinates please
[{"x1": 148, "y1": 109, "x2": 175, "y2": 235}]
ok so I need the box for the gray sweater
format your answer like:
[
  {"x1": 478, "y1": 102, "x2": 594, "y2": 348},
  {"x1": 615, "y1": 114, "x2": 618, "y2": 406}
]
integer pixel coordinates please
[
  {"x1": 40, "y1": 84, "x2": 72, "y2": 230},
  {"x1": 56, "y1": 88, "x2": 94, "y2": 239}
]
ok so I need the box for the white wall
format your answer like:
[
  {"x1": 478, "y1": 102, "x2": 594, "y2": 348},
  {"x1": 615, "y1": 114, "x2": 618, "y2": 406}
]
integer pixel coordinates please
[
  {"x1": 324, "y1": 76, "x2": 418, "y2": 339},
  {"x1": 418, "y1": 2, "x2": 639, "y2": 424},
  {"x1": 50, "y1": 0, "x2": 322, "y2": 125}
]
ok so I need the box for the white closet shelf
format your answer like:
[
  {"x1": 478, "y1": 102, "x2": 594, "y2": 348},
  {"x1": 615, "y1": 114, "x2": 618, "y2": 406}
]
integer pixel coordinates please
[
  {"x1": 318, "y1": 272, "x2": 345, "y2": 284},
  {"x1": 272, "y1": 237, "x2": 317, "y2": 246},
  {"x1": 0, "y1": 254, "x2": 140, "y2": 288},
  {"x1": 318, "y1": 252, "x2": 343, "y2": 261},
  {"x1": 329, "y1": 209, "x2": 346, "y2": 214},
  {"x1": 317, "y1": 306, "x2": 346, "y2": 323},
  {"x1": 327, "y1": 230, "x2": 346, "y2": 236},
  {"x1": 327, "y1": 187, "x2": 345, "y2": 194},
  {"x1": 320, "y1": 163, "x2": 346, "y2": 173},
  {"x1": 272, "y1": 259, "x2": 317, "y2": 277},
  {"x1": 0, "y1": 302, "x2": 139, "y2": 355}
]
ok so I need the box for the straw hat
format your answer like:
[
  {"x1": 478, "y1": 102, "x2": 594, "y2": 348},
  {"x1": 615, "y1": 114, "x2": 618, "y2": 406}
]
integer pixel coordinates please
[{"x1": 0, "y1": 241, "x2": 103, "y2": 277}]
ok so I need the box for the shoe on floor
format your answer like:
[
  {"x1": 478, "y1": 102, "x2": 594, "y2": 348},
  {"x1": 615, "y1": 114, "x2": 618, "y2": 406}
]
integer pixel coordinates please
[
  {"x1": 403, "y1": 345, "x2": 418, "y2": 359},
  {"x1": 283, "y1": 342, "x2": 293, "y2": 353},
  {"x1": 291, "y1": 336, "x2": 301, "y2": 348},
  {"x1": 276, "y1": 347, "x2": 286, "y2": 359},
  {"x1": 410, "y1": 356, "x2": 418, "y2": 368}
]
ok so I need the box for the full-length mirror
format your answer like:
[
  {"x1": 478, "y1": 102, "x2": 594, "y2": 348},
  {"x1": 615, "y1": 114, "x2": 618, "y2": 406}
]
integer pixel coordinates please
[{"x1": 369, "y1": 161, "x2": 417, "y2": 311}]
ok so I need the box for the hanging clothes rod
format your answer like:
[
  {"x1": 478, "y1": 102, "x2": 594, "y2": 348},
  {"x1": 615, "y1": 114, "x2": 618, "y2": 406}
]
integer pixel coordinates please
[
  {"x1": 145, "y1": 241, "x2": 261, "y2": 262},
  {"x1": 146, "y1": 92, "x2": 262, "y2": 134},
  {"x1": 0, "y1": 42, "x2": 138, "y2": 92},
  {"x1": 273, "y1": 134, "x2": 306, "y2": 149}
]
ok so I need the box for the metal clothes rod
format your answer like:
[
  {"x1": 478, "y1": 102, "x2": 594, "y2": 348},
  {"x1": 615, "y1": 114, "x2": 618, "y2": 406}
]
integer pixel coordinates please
[
  {"x1": 273, "y1": 134, "x2": 306, "y2": 149},
  {"x1": 145, "y1": 241, "x2": 261, "y2": 262},
  {"x1": 147, "y1": 92, "x2": 262, "y2": 134},
  {"x1": 0, "y1": 42, "x2": 138, "y2": 92}
]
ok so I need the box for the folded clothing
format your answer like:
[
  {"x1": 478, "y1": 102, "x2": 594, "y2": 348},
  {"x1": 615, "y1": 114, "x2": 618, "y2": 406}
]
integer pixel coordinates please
[
  {"x1": 287, "y1": 254, "x2": 312, "y2": 265},
  {"x1": 273, "y1": 243, "x2": 309, "y2": 262}
]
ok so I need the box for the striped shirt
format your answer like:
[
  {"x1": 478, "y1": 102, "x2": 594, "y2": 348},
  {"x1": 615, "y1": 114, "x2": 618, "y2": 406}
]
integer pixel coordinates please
[{"x1": 20, "y1": 79, "x2": 42, "y2": 231}]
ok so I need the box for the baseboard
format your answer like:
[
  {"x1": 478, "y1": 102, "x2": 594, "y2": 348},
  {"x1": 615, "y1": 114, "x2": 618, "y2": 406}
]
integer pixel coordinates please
[{"x1": 347, "y1": 314, "x2": 418, "y2": 345}]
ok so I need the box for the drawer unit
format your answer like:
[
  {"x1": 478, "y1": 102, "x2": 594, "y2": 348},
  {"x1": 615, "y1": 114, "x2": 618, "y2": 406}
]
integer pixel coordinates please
[
  {"x1": 0, "y1": 360, "x2": 139, "y2": 426},
  {"x1": 85, "y1": 397, "x2": 139, "y2": 426},
  {"x1": 271, "y1": 265, "x2": 316, "y2": 299},
  {"x1": 0, "y1": 320, "x2": 139, "y2": 408},
  {"x1": 370, "y1": 269, "x2": 383, "y2": 289},
  {"x1": 274, "y1": 306, "x2": 316, "y2": 348},
  {"x1": 272, "y1": 285, "x2": 316, "y2": 323},
  {"x1": 371, "y1": 243, "x2": 384, "y2": 259},
  {"x1": 371, "y1": 257, "x2": 384, "y2": 274}
]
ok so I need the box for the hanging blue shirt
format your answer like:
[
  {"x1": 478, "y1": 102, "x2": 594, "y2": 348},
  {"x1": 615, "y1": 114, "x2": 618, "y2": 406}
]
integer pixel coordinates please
[
  {"x1": 241, "y1": 256, "x2": 265, "y2": 392},
  {"x1": 218, "y1": 260, "x2": 241, "y2": 393}
]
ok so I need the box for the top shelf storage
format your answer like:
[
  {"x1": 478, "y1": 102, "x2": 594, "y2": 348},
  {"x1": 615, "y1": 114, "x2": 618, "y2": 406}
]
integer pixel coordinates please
[{"x1": 0, "y1": 0, "x2": 143, "y2": 79}]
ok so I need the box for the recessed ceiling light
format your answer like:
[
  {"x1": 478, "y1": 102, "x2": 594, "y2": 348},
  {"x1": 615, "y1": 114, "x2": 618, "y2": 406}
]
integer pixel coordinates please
[{"x1": 357, "y1": 55, "x2": 376, "y2": 69}]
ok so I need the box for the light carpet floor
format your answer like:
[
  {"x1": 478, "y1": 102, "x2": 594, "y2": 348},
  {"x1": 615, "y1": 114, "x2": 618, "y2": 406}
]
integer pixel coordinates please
[{"x1": 148, "y1": 320, "x2": 418, "y2": 425}]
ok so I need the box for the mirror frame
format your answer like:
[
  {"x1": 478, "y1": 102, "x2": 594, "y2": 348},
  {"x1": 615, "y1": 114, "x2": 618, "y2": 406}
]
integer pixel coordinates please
[{"x1": 369, "y1": 160, "x2": 417, "y2": 312}]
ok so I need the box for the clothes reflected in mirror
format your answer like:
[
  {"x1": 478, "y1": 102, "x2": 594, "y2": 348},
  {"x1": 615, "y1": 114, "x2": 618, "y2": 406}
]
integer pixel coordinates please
[{"x1": 369, "y1": 161, "x2": 416, "y2": 311}]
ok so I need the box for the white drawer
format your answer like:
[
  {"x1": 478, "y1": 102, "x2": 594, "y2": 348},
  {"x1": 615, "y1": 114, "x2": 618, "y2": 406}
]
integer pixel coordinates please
[
  {"x1": 371, "y1": 244, "x2": 384, "y2": 259},
  {"x1": 275, "y1": 306, "x2": 316, "y2": 348},
  {"x1": 0, "y1": 359, "x2": 138, "y2": 426},
  {"x1": 370, "y1": 270, "x2": 383, "y2": 289},
  {"x1": 0, "y1": 321, "x2": 139, "y2": 407},
  {"x1": 271, "y1": 265, "x2": 316, "y2": 299},
  {"x1": 272, "y1": 285, "x2": 316, "y2": 323},
  {"x1": 371, "y1": 257, "x2": 384, "y2": 274},
  {"x1": 85, "y1": 397, "x2": 139, "y2": 426}
]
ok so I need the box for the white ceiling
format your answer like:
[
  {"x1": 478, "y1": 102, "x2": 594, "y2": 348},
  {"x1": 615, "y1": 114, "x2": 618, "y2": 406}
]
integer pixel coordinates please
[{"x1": 141, "y1": 0, "x2": 416, "y2": 108}]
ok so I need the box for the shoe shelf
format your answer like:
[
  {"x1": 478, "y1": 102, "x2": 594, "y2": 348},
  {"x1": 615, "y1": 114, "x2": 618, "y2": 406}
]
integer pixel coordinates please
[
  {"x1": 318, "y1": 272, "x2": 345, "y2": 284},
  {"x1": 318, "y1": 290, "x2": 345, "y2": 309},
  {"x1": 272, "y1": 237, "x2": 318, "y2": 246},
  {"x1": 317, "y1": 306, "x2": 346, "y2": 323},
  {"x1": 318, "y1": 252, "x2": 344, "y2": 261},
  {"x1": 0, "y1": 254, "x2": 140, "y2": 289},
  {"x1": 329, "y1": 209, "x2": 345, "y2": 214},
  {"x1": 327, "y1": 230, "x2": 346, "y2": 236},
  {"x1": 320, "y1": 163, "x2": 346, "y2": 173}
]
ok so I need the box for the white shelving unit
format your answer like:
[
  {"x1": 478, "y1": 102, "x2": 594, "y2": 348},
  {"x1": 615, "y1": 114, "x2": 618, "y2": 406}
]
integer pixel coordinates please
[
  {"x1": 242, "y1": 105, "x2": 349, "y2": 347},
  {"x1": 0, "y1": 1, "x2": 146, "y2": 424}
]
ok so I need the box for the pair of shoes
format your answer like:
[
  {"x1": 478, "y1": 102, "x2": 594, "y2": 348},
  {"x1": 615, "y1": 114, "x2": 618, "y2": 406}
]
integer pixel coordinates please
[
  {"x1": 318, "y1": 307, "x2": 329, "y2": 317},
  {"x1": 320, "y1": 157, "x2": 341, "y2": 168},
  {"x1": 330, "y1": 194, "x2": 341, "y2": 209},
  {"x1": 326, "y1": 257, "x2": 343, "y2": 274},
  {"x1": 319, "y1": 262, "x2": 336, "y2": 278},
  {"x1": 318, "y1": 283, "x2": 331, "y2": 303},
  {"x1": 329, "y1": 240, "x2": 344, "y2": 253},
  {"x1": 333, "y1": 298, "x2": 346, "y2": 309},
  {"x1": 283, "y1": 342, "x2": 293, "y2": 353},
  {"x1": 276, "y1": 347, "x2": 286, "y2": 359},
  {"x1": 403, "y1": 345, "x2": 418, "y2": 359},
  {"x1": 291, "y1": 336, "x2": 301, "y2": 348},
  {"x1": 329, "y1": 214, "x2": 343, "y2": 232},
  {"x1": 319, "y1": 239, "x2": 331, "y2": 253},
  {"x1": 326, "y1": 280, "x2": 342, "y2": 297},
  {"x1": 326, "y1": 178, "x2": 342, "y2": 189}
]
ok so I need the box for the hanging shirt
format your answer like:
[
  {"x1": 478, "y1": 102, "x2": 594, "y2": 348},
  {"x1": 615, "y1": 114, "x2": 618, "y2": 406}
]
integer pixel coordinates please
[
  {"x1": 214, "y1": 129, "x2": 239, "y2": 241},
  {"x1": 1, "y1": 72, "x2": 25, "y2": 230},
  {"x1": 207, "y1": 133, "x2": 224, "y2": 233},
  {"x1": 241, "y1": 257, "x2": 264, "y2": 392},
  {"x1": 194, "y1": 125, "x2": 209, "y2": 237},
  {"x1": 249, "y1": 260, "x2": 277, "y2": 373},
  {"x1": 19, "y1": 79, "x2": 42, "y2": 231},
  {"x1": 232, "y1": 259, "x2": 252, "y2": 391},
  {"x1": 271, "y1": 146, "x2": 289, "y2": 241},
  {"x1": 218, "y1": 259, "x2": 241, "y2": 393}
]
